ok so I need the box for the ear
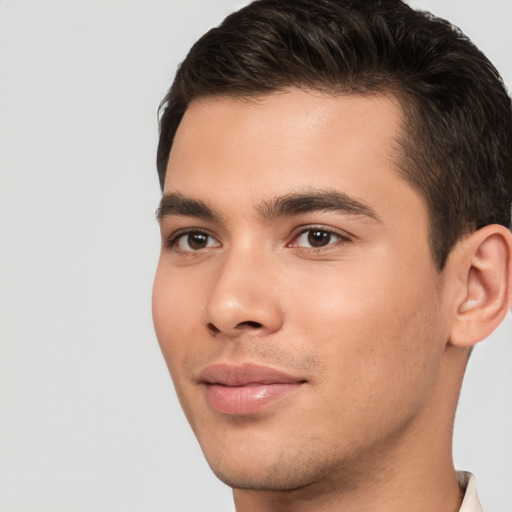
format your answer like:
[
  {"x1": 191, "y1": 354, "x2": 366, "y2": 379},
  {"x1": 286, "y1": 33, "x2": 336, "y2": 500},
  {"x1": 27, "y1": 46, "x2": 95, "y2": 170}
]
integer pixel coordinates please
[{"x1": 448, "y1": 224, "x2": 512, "y2": 348}]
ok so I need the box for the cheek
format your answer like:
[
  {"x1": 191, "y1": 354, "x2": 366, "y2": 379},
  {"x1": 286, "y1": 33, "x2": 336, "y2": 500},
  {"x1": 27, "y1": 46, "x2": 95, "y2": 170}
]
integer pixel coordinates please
[
  {"x1": 152, "y1": 264, "x2": 209, "y2": 428},
  {"x1": 285, "y1": 257, "x2": 444, "y2": 396},
  {"x1": 152, "y1": 262, "x2": 204, "y2": 373}
]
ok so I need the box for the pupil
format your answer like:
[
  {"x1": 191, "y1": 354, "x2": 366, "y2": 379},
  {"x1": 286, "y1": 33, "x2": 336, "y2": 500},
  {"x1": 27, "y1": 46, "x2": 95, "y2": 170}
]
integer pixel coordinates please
[
  {"x1": 308, "y1": 230, "x2": 330, "y2": 247},
  {"x1": 188, "y1": 233, "x2": 207, "y2": 249}
]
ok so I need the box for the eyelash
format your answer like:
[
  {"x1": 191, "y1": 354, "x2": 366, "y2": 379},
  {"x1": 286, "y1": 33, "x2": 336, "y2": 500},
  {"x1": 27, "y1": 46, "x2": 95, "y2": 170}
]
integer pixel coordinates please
[{"x1": 164, "y1": 226, "x2": 352, "y2": 253}]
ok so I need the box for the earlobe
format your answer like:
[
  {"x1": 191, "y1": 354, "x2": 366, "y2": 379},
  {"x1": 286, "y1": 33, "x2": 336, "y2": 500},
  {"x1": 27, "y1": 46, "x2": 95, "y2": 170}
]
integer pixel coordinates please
[{"x1": 449, "y1": 225, "x2": 512, "y2": 348}]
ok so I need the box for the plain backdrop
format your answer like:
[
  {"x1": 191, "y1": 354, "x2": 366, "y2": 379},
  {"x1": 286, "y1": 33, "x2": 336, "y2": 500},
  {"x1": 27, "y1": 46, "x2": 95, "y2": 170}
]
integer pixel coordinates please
[{"x1": 0, "y1": 1, "x2": 511, "y2": 511}]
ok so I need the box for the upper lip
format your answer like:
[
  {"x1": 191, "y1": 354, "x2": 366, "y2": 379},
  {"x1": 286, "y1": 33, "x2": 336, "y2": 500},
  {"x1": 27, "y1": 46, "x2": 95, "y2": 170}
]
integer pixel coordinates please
[{"x1": 198, "y1": 363, "x2": 306, "y2": 386}]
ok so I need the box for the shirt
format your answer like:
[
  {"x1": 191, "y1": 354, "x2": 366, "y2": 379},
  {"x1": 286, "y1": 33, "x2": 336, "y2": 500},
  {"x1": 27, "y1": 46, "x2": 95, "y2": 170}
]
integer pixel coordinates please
[{"x1": 458, "y1": 472, "x2": 483, "y2": 512}]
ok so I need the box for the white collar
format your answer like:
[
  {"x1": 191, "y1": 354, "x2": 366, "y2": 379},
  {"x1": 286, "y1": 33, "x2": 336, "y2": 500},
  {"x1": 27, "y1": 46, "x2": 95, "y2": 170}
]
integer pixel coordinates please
[{"x1": 457, "y1": 472, "x2": 483, "y2": 512}]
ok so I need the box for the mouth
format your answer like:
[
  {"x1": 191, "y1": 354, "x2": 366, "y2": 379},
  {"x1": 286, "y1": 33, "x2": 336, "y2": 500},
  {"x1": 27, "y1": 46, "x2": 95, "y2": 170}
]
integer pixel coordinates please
[{"x1": 198, "y1": 363, "x2": 307, "y2": 416}]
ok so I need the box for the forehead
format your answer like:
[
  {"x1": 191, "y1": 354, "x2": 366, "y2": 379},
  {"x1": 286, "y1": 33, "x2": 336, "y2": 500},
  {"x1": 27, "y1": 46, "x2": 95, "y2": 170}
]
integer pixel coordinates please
[{"x1": 164, "y1": 89, "x2": 422, "y2": 225}]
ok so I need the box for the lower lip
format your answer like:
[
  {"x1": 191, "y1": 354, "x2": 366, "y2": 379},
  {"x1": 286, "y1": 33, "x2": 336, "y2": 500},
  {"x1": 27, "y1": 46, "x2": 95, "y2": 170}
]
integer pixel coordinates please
[{"x1": 203, "y1": 382, "x2": 304, "y2": 415}]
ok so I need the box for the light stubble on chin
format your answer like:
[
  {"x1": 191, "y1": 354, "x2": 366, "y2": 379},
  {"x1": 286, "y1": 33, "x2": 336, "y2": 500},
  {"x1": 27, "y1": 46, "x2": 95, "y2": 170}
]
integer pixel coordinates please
[{"x1": 210, "y1": 439, "x2": 374, "y2": 498}]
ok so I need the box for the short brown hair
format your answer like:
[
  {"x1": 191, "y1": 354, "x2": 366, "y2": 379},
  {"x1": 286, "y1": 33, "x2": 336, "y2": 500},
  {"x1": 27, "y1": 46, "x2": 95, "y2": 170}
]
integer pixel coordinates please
[{"x1": 157, "y1": 0, "x2": 512, "y2": 269}]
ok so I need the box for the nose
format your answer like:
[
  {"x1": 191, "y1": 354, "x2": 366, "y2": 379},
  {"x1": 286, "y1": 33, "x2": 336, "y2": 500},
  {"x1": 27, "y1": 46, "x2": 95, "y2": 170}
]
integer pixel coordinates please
[{"x1": 203, "y1": 249, "x2": 284, "y2": 338}]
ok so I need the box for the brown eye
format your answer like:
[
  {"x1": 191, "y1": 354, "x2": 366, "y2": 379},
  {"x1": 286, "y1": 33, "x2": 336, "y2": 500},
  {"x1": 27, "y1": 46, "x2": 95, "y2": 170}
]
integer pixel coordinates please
[
  {"x1": 174, "y1": 231, "x2": 220, "y2": 252},
  {"x1": 290, "y1": 228, "x2": 347, "y2": 249},
  {"x1": 187, "y1": 233, "x2": 209, "y2": 250},
  {"x1": 307, "y1": 230, "x2": 332, "y2": 247}
]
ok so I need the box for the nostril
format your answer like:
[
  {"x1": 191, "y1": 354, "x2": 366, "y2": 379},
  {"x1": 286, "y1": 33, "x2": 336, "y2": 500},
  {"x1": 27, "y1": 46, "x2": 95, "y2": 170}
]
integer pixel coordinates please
[
  {"x1": 206, "y1": 320, "x2": 264, "y2": 335},
  {"x1": 237, "y1": 321, "x2": 263, "y2": 329},
  {"x1": 207, "y1": 322, "x2": 221, "y2": 334}
]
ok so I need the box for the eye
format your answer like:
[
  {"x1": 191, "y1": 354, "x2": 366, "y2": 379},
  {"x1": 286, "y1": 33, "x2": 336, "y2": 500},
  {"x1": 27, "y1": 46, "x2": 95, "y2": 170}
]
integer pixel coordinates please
[
  {"x1": 290, "y1": 228, "x2": 348, "y2": 249},
  {"x1": 169, "y1": 231, "x2": 220, "y2": 252}
]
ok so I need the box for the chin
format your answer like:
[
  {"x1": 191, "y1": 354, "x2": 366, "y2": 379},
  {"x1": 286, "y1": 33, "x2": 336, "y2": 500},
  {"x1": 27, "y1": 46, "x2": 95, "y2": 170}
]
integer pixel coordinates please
[
  {"x1": 202, "y1": 444, "x2": 338, "y2": 492},
  {"x1": 211, "y1": 465, "x2": 315, "y2": 492}
]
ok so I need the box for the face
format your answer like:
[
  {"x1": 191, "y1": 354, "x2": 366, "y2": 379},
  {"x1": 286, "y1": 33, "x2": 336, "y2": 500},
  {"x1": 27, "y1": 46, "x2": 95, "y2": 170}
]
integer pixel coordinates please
[{"x1": 153, "y1": 89, "x2": 451, "y2": 492}]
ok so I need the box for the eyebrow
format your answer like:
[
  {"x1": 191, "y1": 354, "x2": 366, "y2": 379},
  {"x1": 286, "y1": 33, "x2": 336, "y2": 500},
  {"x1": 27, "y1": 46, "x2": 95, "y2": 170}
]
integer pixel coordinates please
[
  {"x1": 257, "y1": 190, "x2": 381, "y2": 222},
  {"x1": 157, "y1": 193, "x2": 221, "y2": 222},
  {"x1": 157, "y1": 189, "x2": 380, "y2": 223}
]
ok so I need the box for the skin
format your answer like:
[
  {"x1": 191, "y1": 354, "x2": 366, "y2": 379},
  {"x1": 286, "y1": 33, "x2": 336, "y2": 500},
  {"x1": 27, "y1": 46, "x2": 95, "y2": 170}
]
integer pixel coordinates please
[{"x1": 152, "y1": 89, "x2": 472, "y2": 512}]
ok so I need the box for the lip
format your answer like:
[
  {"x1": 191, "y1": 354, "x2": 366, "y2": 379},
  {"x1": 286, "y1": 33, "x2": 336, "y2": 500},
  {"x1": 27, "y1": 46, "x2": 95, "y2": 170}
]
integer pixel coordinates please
[{"x1": 198, "y1": 363, "x2": 306, "y2": 415}]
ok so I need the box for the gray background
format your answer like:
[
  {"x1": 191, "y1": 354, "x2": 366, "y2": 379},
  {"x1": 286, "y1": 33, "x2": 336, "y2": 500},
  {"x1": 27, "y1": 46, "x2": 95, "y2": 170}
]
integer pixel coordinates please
[{"x1": 0, "y1": 1, "x2": 510, "y2": 511}]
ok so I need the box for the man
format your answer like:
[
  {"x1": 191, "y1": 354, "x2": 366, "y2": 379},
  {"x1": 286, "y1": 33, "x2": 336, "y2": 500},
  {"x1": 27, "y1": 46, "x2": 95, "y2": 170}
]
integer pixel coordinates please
[{"x1": 152, "y1": 1, "x2": 512, "y2": 511}]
